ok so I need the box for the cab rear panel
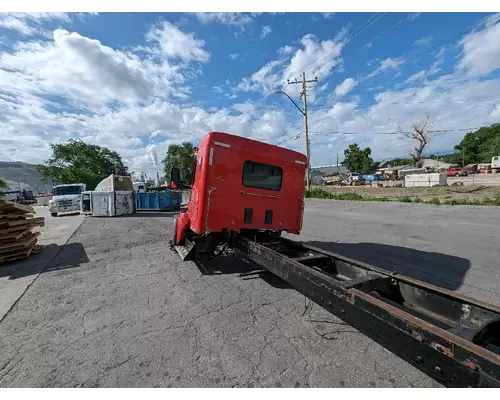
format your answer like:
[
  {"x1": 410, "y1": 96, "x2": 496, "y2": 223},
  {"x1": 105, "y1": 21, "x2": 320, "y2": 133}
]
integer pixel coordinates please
[{"x1": 188, "y1": 132, "x2": 306, "y2": 236}]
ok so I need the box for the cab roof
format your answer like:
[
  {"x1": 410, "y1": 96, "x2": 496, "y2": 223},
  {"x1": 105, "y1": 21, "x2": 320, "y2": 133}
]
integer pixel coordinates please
[{"x1": 204, "y1": 131, "x2": 307, "y2": 165}]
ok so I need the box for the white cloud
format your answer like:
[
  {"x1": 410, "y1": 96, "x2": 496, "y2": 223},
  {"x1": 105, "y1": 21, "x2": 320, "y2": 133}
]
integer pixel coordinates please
[
  {"x1": 229, "y1": 53, "x2": 239, "y2": 59},
  {"x1": 233, "y1": 102, "x2": 255, "y2": 113},
  {"x1": 0, "y1": 13, "x2": 72, "y2": 36},
  {"x1": 145, "y1": 21, "x2": 209, "y2": 63},
  {"x1": 238, "y1": 33, "x2": 344, "y2": 94},
  {"x1": 428, "y1": 60, "x2": 442, "y2": 76},
  {"x1": 0, "y1": 30, "x2": 163, "y2": 109},
  {"x1": 278, "y1": 45, "x2": 294, "y2": 56},
  {"x1": 192, "y1": 12, "x2": 260, "y2": 27},
  {"x1": 318, "y1": 83, "x2": 328, "y2": 93},
  {"x1": 236, "y1": 59, "x2": 284, "y2": 93},
  {"x1": 365, "y1": 57, "x2": 404, "y2": 80},
  {"x1": 334, "y1": 23, "x2": 351, "y2": 43},
  {"x1": 2, "y1": 13, "x2": 500, "y2": 178},
  {"x1": 322, "y1": 13, "x2": 335, "y2": 19},
  {"x1": 414, "y1": 35, "x2": 433, "y2": 46},
  {"x1": 435, "y1": 46, "x2": 447, "y2": 58},
  {"x1": 298, "y1": 77, "x2": 500, "y2": 165},
  {"x1": 457, "y1": 17, "x2": 500, "y2": 76},
  {"x1": 260, "y1": 25, "x2": 272, "y2": 39},
  {"x1": 333, "y1": 78, "x2": 358, "y2": 98},
  {"x1": 405, "y1": 70, "x2": 426, "y2": 83},
  {"x1": 408, "y1": 13, "x2": 421, "y2": 22},
  {"x1": 283, "y1": 34, "x2": 343, "y2": 81}
]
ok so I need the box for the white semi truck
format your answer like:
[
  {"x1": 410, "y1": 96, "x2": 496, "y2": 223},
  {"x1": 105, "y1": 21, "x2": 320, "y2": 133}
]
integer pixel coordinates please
[
  {"x1": 492, "y1": 156, "x2": 500, "y2": 173},
  {"x1": 48, "y1": 183, "x2": 86, "y2": 217}
]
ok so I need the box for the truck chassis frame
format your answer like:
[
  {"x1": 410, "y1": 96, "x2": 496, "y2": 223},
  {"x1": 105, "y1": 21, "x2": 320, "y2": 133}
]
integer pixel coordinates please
[{"x1": 220, "y1": 232, "x2": 500, "y2": 387}]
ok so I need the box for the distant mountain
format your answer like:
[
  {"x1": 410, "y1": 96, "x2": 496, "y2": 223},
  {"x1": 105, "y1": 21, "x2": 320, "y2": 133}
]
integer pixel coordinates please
[{"x1": 0, "y1": 161, "x2": 53, "y2": 193}]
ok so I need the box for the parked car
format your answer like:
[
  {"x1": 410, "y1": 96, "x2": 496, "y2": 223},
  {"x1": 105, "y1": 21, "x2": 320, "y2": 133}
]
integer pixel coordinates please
[
  {"x1": 462, "y1": 164, "x2": 478, "y2": 174},
  {"x1": 443, "y1": 167, "x2": 467, "y2": 177}
]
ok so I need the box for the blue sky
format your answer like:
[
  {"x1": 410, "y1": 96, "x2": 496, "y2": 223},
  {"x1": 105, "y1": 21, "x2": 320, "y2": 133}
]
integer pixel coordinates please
[{"x1": 1, "y1": 12, "x2": 500, "y2": 176}]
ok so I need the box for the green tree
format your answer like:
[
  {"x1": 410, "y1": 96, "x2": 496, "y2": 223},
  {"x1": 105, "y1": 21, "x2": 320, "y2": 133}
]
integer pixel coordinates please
[
  {"x1": 389, "y1": 157, "x2": 414, "y2": 166},
  {"x1": 341, "y1": 143, "x2": 373, "y2": 173},
  {"x1": 0, "y1": 178, "x2": 7, "y2": 197},
  {"x1": 35, "y1": 139, "x2": 129, "y2": 190},
  {"x1": 454, "y1": 123, "x2": 500, "y2": 164},
  {"x1": 162, "y1": 142, "x2": 197, "y2": 184}
]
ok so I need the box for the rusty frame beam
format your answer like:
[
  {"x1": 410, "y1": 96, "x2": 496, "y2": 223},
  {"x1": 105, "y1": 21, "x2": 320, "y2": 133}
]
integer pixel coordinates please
[{"x1": 237, "y1": 235, "x2": 500, "y2": 388}]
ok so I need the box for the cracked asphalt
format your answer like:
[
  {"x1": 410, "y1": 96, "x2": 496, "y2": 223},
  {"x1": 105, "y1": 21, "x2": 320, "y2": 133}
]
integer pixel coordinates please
[{"x1": 1, "y1": 200, "x2": 498, "y2": 387}]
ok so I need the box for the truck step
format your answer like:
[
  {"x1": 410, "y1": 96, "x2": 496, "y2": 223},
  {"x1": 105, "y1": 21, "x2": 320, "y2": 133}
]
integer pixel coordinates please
[{"x1": 174, "y1": 238, "x2": 196, "y2": 261}]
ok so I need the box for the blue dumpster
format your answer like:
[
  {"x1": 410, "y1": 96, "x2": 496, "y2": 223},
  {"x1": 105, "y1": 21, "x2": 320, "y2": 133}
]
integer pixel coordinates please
[
  {"x1": 135, "y1": 190, "x2": 183, "y2": 211},
  {"x1": 362, "y1": 174, "x2": 382, "y2": 182}
]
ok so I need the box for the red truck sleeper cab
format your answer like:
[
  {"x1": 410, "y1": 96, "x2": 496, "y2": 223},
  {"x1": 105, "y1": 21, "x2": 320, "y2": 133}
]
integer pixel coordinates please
[{"x1": 173, "y1": 131, "x2": 307, "y2": 245}]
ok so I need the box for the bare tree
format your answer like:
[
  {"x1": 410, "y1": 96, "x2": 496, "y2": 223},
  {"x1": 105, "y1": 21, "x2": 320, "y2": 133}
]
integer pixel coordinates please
[{"x1": 398, "y1": 112, "x2": 435, "y2": 168}]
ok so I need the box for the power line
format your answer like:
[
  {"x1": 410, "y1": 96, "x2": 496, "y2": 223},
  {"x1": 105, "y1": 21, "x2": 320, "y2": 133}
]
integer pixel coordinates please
[
  {"x1": 302, "y1": 14, "x2": 500, "y2": 136},
  {"x1": 341, "y1": 12, "x2": 417, "y2": 62},
  {"x1": 229, "y1": 13, "x2": 500, "y2": 147},
  {"x1": 355, "y1": 13, "x2": 500, "y2": 85},
  {"x1": 344, "y1": 13, "x2": 388, "y2": 43},
  {"x1": 292, "y1": 12, "x2": 414, "y2": 85},
  {"x1": 310, "y1": 127, "x2": 483, "y2": 136},
  {"x1": 311, "y1": 98, "x2": 500, "y2": 108},
  {"x1": 273, "y1": 131, "x2": 303, "y2": 146},
  {"x1": 295, "y1": 13, "x2": 388, "y2": 80},
  {"x1": 271, "y1": 14, "x2": 404, "y2": 146},
  {"x1": 278, "y1": 126, "x2": 486, "y2": 148}
]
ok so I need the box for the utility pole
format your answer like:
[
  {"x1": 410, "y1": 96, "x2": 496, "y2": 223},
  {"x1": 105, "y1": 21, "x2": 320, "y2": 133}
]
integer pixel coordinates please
[{"x1": 287, "y1": 72, "x2": 318, "y2": 191}]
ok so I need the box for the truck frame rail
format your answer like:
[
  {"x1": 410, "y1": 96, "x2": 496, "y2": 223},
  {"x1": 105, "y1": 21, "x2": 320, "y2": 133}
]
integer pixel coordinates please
[{"x1": 236, "y1": 233, "x2": 500, "y2": 388}]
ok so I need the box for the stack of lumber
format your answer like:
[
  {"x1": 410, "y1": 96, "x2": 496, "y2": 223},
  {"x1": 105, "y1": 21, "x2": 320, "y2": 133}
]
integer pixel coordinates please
[{"x1": 0, "y1": 200, "x2": 45, "y2": 264}]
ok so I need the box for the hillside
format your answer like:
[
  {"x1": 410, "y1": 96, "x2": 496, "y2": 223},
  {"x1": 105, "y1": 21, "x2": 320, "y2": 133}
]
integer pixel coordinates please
[{"x1": 0, "y1": 161, "x2": 53, "y2": 193}]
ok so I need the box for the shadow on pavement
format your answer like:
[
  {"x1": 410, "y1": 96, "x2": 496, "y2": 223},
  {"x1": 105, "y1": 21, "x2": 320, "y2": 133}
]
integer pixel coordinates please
[
  {"x1": 133, "y1": 211, "x2": 180, "y2": 218},
  {"x1": 52, "y1": 212, "x2": 81, "y2": 218},
  {"x1": 302, "y1": 240, "x2": 470, "y2": 291},
  {"x1": 129, "y1": 204, "x2": 188, "y2": 218},
  {"x1": 43, "y1": 242, "x2": 89, "y2": 274},
  {"x1": 0, "y1": 242, "x2": 89, "y2": 280},
  {"x1": 194, "y1": 251, "x2": 292, "y2": 290}
]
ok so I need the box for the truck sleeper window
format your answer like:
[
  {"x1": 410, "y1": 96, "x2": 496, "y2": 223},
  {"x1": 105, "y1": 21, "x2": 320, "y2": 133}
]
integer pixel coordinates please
[{"x1": 242, "y1": 160, "x2": 283, "y2": 191}]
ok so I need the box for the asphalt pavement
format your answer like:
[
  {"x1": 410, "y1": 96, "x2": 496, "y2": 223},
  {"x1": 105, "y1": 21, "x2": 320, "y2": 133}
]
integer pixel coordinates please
[
  {"x1": 0, "y1": 200, "x2": 499, "y2": 387},
  {"x1": 0, "y1": 207, "x2": 84, "y2": 321},
  {"x1": 292, "y1": 200, "x2": 500, "y2": 305}
]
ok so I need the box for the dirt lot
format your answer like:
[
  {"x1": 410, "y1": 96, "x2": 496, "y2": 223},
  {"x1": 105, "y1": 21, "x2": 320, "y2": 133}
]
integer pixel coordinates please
[
  {"x1": 321, "y1": 172, "x2": 500, "y2": 203},
  {"x1": 319, "y1": 183, "x2": 500, "y2": 203}
]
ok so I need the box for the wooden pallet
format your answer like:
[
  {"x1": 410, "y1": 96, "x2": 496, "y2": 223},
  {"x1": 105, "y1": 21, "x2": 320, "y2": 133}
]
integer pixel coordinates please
[
  {"x1": 0, "y1": 200, "x2": 45, "y2": 264},
  {"x1": 0, "y1": 244, "x2": 42, "y2": 264},
  {"x1": 0, "y1": 231, "x2": 40, "y2": 254},
  {"x1": 0, "y1": 228, "x2": 31, "y2": 242},
  {"x1": 0, "y1": 217, "x2": 45, "y2": 230},
  {"x1": 0, "y1": 200, "x2": 35, "y2": 214}
]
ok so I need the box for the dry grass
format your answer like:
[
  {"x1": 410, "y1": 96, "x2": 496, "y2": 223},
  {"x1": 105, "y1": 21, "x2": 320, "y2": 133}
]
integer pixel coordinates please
[{"x1": 308, "y1": 185, "x2": 500, "y2": 206}]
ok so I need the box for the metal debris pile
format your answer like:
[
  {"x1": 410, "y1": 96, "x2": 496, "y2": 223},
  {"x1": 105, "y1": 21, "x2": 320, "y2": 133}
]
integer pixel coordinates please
[{"x1": 0, "y1": 200, "x2": 45, "y2": 264}]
